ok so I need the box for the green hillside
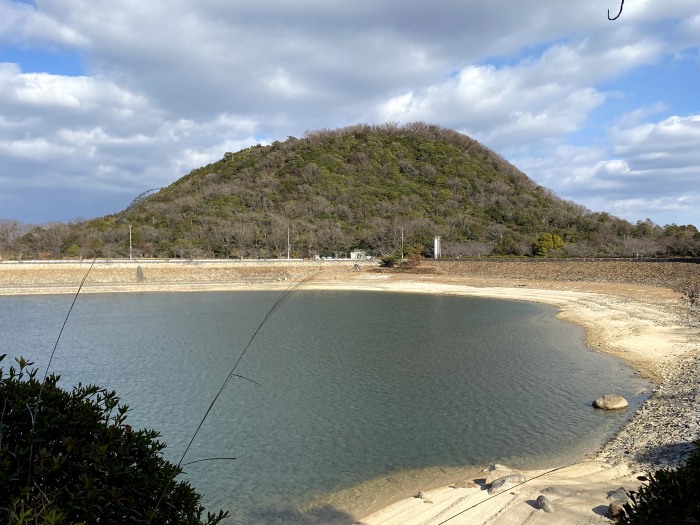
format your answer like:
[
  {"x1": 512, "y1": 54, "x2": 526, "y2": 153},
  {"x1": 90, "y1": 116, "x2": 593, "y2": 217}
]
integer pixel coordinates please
[{"x1": 5, "y1": 123, "x2": 699, "y2": 259}]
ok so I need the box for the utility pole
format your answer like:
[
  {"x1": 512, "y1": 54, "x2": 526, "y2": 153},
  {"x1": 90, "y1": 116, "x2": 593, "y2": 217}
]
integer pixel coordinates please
[
  {"x1": 287, "y1": 226, "x2": 291, "y2": 260},
  {"x1": 401, "y1": 228, "x2": 404, "y2": 261},
  {"x1": 128, "y1": 223, "x2": 133, "y2": 261}
]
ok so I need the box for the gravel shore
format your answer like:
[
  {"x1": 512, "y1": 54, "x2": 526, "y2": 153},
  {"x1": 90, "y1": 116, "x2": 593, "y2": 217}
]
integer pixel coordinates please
[{"x1": 597, "y1": 348, "x2": 700, "y2": 472}]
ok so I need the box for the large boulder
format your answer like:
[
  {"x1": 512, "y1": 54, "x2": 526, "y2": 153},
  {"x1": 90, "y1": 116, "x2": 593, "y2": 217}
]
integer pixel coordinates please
[{"x1": 593, "y1": 394, "x2": 629, "y2": 410}]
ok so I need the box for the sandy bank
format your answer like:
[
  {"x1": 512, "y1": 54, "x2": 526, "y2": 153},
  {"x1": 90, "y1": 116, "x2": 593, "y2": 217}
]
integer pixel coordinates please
[{"x1": 2, "y1": 260, "x2": 699, "y2": 523}]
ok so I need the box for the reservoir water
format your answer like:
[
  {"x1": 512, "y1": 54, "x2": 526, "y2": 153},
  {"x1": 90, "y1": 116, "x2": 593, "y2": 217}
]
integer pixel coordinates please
[{"x1": 0, "y1": 290, "x2": 650, "y2": 523}]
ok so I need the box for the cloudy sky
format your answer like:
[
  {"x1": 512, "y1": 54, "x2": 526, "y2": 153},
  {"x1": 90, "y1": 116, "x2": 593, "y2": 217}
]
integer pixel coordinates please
[{"x1": 1, "y1": 0, "x2": 699, "y2": 227}]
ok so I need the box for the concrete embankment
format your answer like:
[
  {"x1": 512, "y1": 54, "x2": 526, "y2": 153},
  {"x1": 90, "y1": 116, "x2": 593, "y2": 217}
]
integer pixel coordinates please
[{"x1": 0, "y1": 259, "x2": 366, "y2": 295}]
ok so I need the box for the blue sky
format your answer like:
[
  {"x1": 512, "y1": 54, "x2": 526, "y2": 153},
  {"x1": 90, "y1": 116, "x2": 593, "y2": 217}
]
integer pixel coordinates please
[{"x1": 1, "y1": 0, "x2": 699, "y2": 227}]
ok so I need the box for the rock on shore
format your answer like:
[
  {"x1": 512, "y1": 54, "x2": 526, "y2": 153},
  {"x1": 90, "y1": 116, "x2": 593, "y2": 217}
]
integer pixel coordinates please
[{"x1": 593, "y1": 394, "x2": 629, "y2": 410}]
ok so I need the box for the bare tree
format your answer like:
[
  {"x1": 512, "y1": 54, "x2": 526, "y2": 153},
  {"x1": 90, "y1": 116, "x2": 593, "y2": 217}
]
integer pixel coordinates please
[
  {"x1": 43, "y1": 222, "x2": 71, "y2": 259},
  {"x1": 209, "y1": 219, "x2": 237, "y2": 257},
  {"x1": 0, "y1": 219, "x2": 25, "y2": 256},
  {"x1": 267, "y1": 214, "x2": 291, "y2": 256},
  {"x1": 624, "y1": 237, "x2": 660, "y2": 257},
  {"x1": 231, "y1": 221, "x2": 254, "y2": 257}
]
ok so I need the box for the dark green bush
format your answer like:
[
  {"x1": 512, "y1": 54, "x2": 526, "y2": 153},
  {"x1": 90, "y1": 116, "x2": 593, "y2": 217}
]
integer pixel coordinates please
[
  {"x1": 615, "y1": 442, "x2": 700, "y2": 524},
  {"x1": 0, "y1": 355, "x2": 228, "y2": 525},
  {"x1": 380, "y1": 254, "x2": 397, "y2": 268}
]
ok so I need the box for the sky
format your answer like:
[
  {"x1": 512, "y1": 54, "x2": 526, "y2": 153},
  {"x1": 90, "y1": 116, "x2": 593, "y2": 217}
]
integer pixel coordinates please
[{"x1": 1, "y1": 1, "x2": 699, "y2": 227}]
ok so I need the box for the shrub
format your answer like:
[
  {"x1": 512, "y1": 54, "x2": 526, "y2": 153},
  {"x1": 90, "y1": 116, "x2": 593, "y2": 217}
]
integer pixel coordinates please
[
  {"x1": 380, "y1": 254, "x2": 397, "y2": 268},
  {"x1": 615, "y1": 442, "x2": 700, "y2": 524},
  {"x1": 0, "y1": 355, "x2": 228, "y2": 525}
]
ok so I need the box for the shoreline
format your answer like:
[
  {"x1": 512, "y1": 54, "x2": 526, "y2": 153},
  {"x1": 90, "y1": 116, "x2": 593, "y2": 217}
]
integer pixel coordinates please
[
  {"x1": 304, "y1": 278, "x2": 699, "y2": 523},
  {"x1": 2, "y1": 260, "x2": 699, "y2": 523}
]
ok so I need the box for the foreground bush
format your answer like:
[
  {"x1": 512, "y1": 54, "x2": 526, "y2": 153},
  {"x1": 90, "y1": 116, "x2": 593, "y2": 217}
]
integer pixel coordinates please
[
  {"x1": 0, "y1": 355, "x2": 228, "y2": 525},
  {"x1": 615, "y1": 441, "x2": 700, "y2": 524}
]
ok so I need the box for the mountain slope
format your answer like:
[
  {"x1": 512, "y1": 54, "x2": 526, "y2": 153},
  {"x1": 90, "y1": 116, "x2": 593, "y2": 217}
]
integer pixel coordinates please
[
  {"x1": 13, "y1": 122, "x2": 693, "y2": 261},
  {"x1": 95, "y1": 122, "x2": 613, "y2": 258}
]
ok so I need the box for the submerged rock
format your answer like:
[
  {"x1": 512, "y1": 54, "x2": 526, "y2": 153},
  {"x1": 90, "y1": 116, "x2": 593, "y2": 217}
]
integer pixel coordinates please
[{"x1": 593, "y1": 394, "x2": 629, "y2": 410}]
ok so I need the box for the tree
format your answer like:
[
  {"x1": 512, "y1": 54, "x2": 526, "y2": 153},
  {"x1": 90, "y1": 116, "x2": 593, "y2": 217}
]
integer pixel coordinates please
[
  {"x1": 0, "y1": 355, "x2": 228, "y2": 525},
  {"x1": 633, "y1": 218, "x2": 657, "y2": 238},
  {"x1": 492, "y1": 235, "x2": 519, "y2": 256},
  {"x1": 209, "y1": 219, "x2": 237, "y2": 257},
  {"x1": 62, "y1": 243, "x2": 81, "y2": 259},
  {"x1": 623, "y1": 237, "x2": 660, "y2": 257},
  {"x1": 533, "y1": 232, "x2": 564, "y2": 257},
  {"x1": 0, "y1": 219, "x2": 26, "y2": 258}
]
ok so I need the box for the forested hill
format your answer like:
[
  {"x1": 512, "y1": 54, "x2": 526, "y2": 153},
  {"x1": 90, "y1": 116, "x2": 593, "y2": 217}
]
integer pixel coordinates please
[
  {"x1": 112, "y1": 123, "x2": 599, "y2": 258},
  {"x1": 6, "y1": 123, "x2": 700, "y2": 259}
]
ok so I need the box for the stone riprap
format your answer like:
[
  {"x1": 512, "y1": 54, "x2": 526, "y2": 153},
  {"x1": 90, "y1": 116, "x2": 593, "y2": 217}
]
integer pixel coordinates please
[{"x1": 597, "y1": 349, "x2": 700, "y2": 473}]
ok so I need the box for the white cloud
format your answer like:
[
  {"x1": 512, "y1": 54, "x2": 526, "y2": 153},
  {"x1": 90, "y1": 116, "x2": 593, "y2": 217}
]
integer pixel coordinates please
[
  {"x1": 0, "y1": 62, "x2": 261, "y2": 208},
  {"x1": 0, "y1": 136, "x2": 72, "y2": 159},
  {"x1": 514, "y1": 113, "x2": 700, "y2": 225},
  {"x1": 0, "y1": 0, "x2": 700, "y2": 224},
  {"x1": 610, "y1": 195, "x2": 700, "y2": 218},
  {"x1": 375, "y1": 43, "x2": 613, "y2": 152},
  {"x1": 0, "y1": 64, "x2": 156, "y2": 133},
  {"x1": 612, "y1": 115, "x2": 700, "y2": 157},
  {"x1": 0, "y1": 0, "x2": 87, "y2": 47}
]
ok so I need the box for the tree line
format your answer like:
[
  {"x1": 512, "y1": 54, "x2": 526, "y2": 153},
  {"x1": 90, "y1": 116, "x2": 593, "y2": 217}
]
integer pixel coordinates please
[{"x1": 2, "y1": 212, "x2": 697, "y2": 262}]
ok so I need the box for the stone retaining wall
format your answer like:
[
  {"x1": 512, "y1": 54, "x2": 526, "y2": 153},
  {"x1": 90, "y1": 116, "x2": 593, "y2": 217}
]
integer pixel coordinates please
[{"x1": 1, "y1": 259, "x2": 698, "y2": 304}]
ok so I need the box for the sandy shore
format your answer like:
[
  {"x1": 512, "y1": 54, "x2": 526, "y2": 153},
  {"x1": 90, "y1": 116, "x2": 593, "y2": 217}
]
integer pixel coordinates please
[{"x1": 1, "y1": 260, "x2": 699, "y2": 524}]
